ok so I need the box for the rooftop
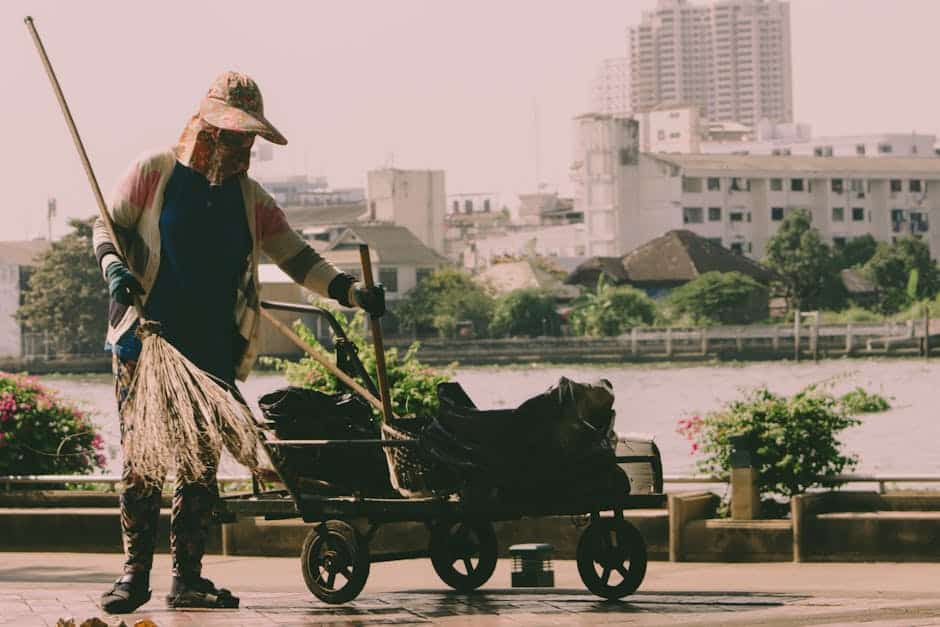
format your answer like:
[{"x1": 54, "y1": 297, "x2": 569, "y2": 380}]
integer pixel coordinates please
[
  {"x1": 652, "y1": 153, "x2": 940, "y2": 177},
  {"x1": 567, "y1": 230, "x2": 777, "y2": 287},
  {"x1": 323, "y1": 224, "x2": 449, "y2": 267},
  {"x1": 282, "y1": 202, "x2": 368, "y2": 228}
]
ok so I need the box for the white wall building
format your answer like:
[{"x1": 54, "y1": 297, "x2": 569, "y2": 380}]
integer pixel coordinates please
[
  {"x1": 367, "y1": 169, "x2": 446, "y2": 254},
  {"x1": 462, "y1": 223, "x2": 588, "y2": 272},
  {"x1": 574, "y1": 115, "x2": 940, "y2": 261},
  {"x1": 638, "y1": 105, "x2": 701, "y2": 153},
  {"x1": 591, "y1": 57, "x2": 631, "y2": 118},
  {"x1": 447, "y1": 192, "x2": 499, "y2": 216},
  {"x1": 629, "y1": 0, "x2": 793, "y2": 126},
  {"x1": 702, "y1": 131, "x2": 937, "y2": 158}
]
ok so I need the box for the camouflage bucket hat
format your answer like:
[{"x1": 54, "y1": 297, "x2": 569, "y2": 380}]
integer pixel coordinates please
[{"x1": 198, "y1": 71, "x2": 287, "y2": 145}]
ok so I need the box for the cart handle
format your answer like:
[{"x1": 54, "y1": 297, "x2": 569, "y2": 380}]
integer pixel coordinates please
[{"x1": 261, "y1": 300, "x2": 349, "y2": 341}]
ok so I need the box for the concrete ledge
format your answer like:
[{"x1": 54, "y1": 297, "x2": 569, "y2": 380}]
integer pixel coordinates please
[
  {"x1": 0, "y1": 507, "x2": 668, "y2": 561},
  {"x1": 0, "y1": 508, "x2": 221, "y2": 554},
  {"x1": 681, "y1": 519, "x2": 793, "y2": 562}
]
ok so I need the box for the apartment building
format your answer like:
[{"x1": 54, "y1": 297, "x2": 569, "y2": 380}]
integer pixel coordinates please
[
  {"x1": 629, "y1": 0, "x2": 793, "y2": 126},
  {"x1": 573, "y1": 113, "x2": 940, "y2": 260},
  {"x1": 367, "y1": 168, "x2": 446, "y2": 254},
  {"x1": 591, "y1": 57, "x2": 631, "y2": 118}
]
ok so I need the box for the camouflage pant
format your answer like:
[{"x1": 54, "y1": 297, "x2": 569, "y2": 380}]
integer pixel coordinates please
[{"x1": 114, "y1": 354, "x2": 221, "y2": 579}]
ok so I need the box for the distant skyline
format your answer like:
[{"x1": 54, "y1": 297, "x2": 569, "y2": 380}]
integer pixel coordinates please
[{"x1": 3, "y1": 0, "x2": 940, "y2": 240}]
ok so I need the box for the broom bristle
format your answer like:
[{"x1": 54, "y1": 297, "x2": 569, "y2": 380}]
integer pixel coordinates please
[{"x1": 121, "y1": 334, "x2": 262, "y2": 486}]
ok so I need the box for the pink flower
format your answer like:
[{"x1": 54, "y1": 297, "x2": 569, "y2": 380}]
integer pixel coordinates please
[
  {"x1": 95, "y1": 454, "x2": 107, "y2": 468},
  {"x1": 91, "y1": 435, "x2": 104, "y2": 450},
  {"x1": 691, "y1": 442, "x2": 700, "y2": 454}
]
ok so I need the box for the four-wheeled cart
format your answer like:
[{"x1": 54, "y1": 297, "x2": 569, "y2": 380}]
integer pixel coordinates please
[{"x1": 221, "y1": 301, "x2": 666, "y2": 604}]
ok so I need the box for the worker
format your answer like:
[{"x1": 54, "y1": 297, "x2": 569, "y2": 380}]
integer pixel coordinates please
[{"x1": 94, "y1": 71, "x2": 385, "y2": 613}]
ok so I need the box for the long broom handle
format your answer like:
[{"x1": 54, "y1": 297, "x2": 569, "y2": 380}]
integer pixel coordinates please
[
  {"x1": 259, "y1": 307, "x2": 390, "y2": 415},
  {"x1": 358, "y1": 245, "x2": 395, "y2": 425},
  {"x1": 24, "y1": 16, "x2": 144, "y2": 318}
]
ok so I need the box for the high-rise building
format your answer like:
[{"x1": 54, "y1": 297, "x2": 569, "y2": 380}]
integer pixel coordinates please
[
  {"x1": 366, "y1": 169, "x2": 447, "y2": 254},
  {"x1": 590, "y1": 57, "x2": 631, "y2": 117},
  {"x1": 629, "y1": 0, "x2": 793, "y2": 127}
]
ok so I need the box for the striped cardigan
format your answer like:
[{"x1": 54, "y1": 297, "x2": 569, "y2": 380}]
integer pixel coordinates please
[{"x1": 93, "y1": 149, "x2": 352, "y2": 381}]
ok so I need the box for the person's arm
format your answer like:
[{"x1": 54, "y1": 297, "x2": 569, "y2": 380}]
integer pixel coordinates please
[
  {"x1": 92, "y1": 154, "x2": 161, "y2": 280},
  {"x1": 254, "y1": 186, "x2": 384, "y2": 315}
]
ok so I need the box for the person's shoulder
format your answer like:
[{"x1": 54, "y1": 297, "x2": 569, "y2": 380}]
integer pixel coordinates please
[
  {"x1": 240, "y1": 174, "x2": 275, "y2": 203},
  {"x1": 127, "y1": 148, "x2": 177, "y2": 175}
]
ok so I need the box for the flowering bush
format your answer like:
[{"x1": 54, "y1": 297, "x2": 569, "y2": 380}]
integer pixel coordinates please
[
  {"x1": 268, "y1": 304, "x2": 454, "y2": 419},
  {"x1": 678, "y1": 384, "x2": 861, "y2": 501},
  {"x1": 0, "y1": 372, "x2": 105, "y2": 476}
]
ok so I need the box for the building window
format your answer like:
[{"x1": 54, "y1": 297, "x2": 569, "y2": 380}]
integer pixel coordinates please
[
  {"x1": 730, "y1": 178, "x2": 750, "y2": 191},
  {"x1": 452, "y1": 200, "x2": 459, "y2": 213},
  {"x1": 832, "y1": 207, "x2": 844, "y2": 222},
  {"x1": 730, "y1": 242, "x2": 744, "y2": 255},
  {"x1": 379, "y1": 268, "x2": 399, "y2": 293},
  {"x1": 683, "y1": 206, "x2": 704, "y2": 224},
  {"x1": 682, "y1": 177, "x2": 703, "y2": 193},
  {"x1": 791, "y1": 178, "x2": 804, "y2": 192},
  {"x1": 770, "y1": 178, "x2": 783, "y2": 191},
  {"x1": 669, "y1": 131, "x2": 681, "y2": 139},
  {"x1": 708, "y1": 207, "x2": 722, "y2": 222},
  {"x1": 890, "y1": 179, "x2": 902, "y2": 193},
  {"x1": 856, "y1": 144, "x2": 866, "y2": 155},
  {"x1": 657, "y1": 129, "x2": 666, "y2": 140},
  {"x1": 483, "y1": 198, "x2": 491, "y2": 211},
  {"x1": 831, "y1": 178, "x2": 844, "y2": 194},
  {"x1": 707, "y1": 177, "x2": 721, "y2": 191},
  {"x1": 850, "y1": 179, "x2": 866, "y2": 198},
  {"x1": 730, "y1": 211, "x2": 744, "y2": 222},
  {"x1": 852, "y1": 207, "x2": 865, "y2": 222},
  {"x1": 416, "y1": 268, "x2": 433, "y2": 284},
  {"x1": 464, "y1": 199, "x2": 473, "y2": 213},
  {"x1": 771, "y1": 207, "x2": 784, "y2": 221},
  {"x1": 891, "y1": 208, "x2": 905, "y2": 223},
  {"x1": 910, "y1": 180, "x2": 923, "y2": 193},
  {"x1": 878, "y1": 142, "x2": 893, "y2": 154},
  {"x1": 911, "y1": 211, "x2": 929, "y2": 233}
]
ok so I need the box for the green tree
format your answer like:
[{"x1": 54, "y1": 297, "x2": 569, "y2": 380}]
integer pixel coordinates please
[
  {"x1": 764, "y1": 209, "x2": 844, "y2": 309},
  {"x1": 16, "y1": 217, "x2": 108, "y2": 355},
  {"x1": 864, "y1": 236, "x2": 940, "y2": 313},
  {"x1": 669, "y1": 271, "x2": 769, "y2": 325},
  {"x1": 490, "y1": 288, "x2": 560, "y2": 337},
  {"x1": 394, "y1": 267, "x2": 494, "y2": 338},
  {"x1": 834, "y1": 234, "x2": 878, "y2": 269},
  {"x1": 569, "y1": 279, "x2": 656, "y2": 336}
]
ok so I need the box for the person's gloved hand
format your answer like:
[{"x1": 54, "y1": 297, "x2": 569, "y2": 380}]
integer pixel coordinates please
[
  {"x1": 105, "y1": 261, "x2": 144, "y2": 306},
  {"x1": 353, "y1": 283, "x2": 386, "y2": 318}
]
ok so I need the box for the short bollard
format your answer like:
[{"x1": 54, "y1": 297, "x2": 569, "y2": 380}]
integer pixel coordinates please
[
  {"x1": 729, "y1": 434, "x2": 759, "y2": 520},
  {"x1": 509, "y1": 543, "x2": 555, "y2": 588}
]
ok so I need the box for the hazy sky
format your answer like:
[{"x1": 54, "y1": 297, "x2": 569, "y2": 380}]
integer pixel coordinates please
[{"x1": 3, "y1": 0, "x2": 939, "y2": 240}]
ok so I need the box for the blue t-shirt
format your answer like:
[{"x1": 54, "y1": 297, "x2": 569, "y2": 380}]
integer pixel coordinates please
[{"x1": 111, "y1": 162, "x2": 251, "y2": 383}]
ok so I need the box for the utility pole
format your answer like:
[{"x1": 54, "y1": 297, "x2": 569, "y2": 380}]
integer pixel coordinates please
[{"x1": 46, "y1": 197, "x2": 56, "y2": 241}]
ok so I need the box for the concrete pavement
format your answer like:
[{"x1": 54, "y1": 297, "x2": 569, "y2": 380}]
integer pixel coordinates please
[{"x1": 1, "y1": 553, "x2": 939, "y2": 625}]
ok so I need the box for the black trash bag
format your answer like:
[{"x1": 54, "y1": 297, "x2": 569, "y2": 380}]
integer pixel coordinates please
[
  {"x1": 422, "y1": 377, "x2": 630, "y2": 503},
  {"x1": 257, "y1": 387, "x2": 395, "y2": 497}
]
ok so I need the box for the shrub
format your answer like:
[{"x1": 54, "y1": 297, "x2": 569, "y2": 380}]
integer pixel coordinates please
[
  {"x1": 0, "y1": 372, "x2": 105, "y2": 476},
  {"x1": 490, "y1": 289, "x2": 560, "y2": 337},
  {"x1": 677, "y1": 384, "x2": 861, "y2": 501},
  {"x1": 865, "y1": 236, "x2": 940, "y2": 314},
  {"x1": 270, "y1": 304, "x2": 454, "y2": 419},
  {"x1": 668, "y1": 271, "x2": 769, "y2": 325},
  {"x1": 394, "y1": 267, "x2": 494, "y2": 338},
  {"x1": 570, "y1": 279, "x2": 656, "y2": 336},
  {"x1": 839, "y1": 387, "x2": 891, "y2": 414}
]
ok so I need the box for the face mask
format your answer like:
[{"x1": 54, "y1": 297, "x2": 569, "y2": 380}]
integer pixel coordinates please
[{"x1": 174, "y1": 115, "x2": 255, "y2": 185}]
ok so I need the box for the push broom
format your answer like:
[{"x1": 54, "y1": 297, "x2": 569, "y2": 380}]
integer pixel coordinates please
[{"x1": 25, "y1": 17, "x2": 260, "y2": 485}]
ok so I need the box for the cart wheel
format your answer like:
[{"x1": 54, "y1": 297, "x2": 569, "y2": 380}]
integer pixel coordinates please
[
  {"x1": 301, "y1": 520, "x2": 370, "y2": 604},
  {"x1": 429, "y1": 520, "x2": 498, "y2": 592},
  {"x1": 577, "y1": 517, "x2": 647, "y2": 600}
]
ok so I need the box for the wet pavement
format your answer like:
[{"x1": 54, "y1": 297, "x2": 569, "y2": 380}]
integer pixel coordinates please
[{"x1": 2, "y1": 554, "x2": 940, "y2": 625}]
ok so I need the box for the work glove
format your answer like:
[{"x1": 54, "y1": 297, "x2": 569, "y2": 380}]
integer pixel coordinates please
[
  {"x1": 105, "y1": 261, "x2": 145, "y2": 306},
  {"x1": 353, "y1": 283, "x2": 386, "y2": 318}
]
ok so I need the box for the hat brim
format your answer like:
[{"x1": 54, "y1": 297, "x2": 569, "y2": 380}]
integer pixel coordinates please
[{"x1": 199, "y1": 99, "x2": 288, "y2": 145}]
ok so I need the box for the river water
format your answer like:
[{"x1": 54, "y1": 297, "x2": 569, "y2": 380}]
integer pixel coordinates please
[{"x1": 36, "y1": 359, "x2": 940, "y2": 478}]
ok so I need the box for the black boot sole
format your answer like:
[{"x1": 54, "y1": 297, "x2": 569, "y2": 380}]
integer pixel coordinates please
[{"x1": 101, "y1": 590, "x2": 152, "y2": 614}]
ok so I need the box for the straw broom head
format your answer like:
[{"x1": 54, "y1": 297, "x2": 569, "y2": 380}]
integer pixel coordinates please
[{"x1": 122, "y1": 326, "x2": 262, "y2": 486}]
